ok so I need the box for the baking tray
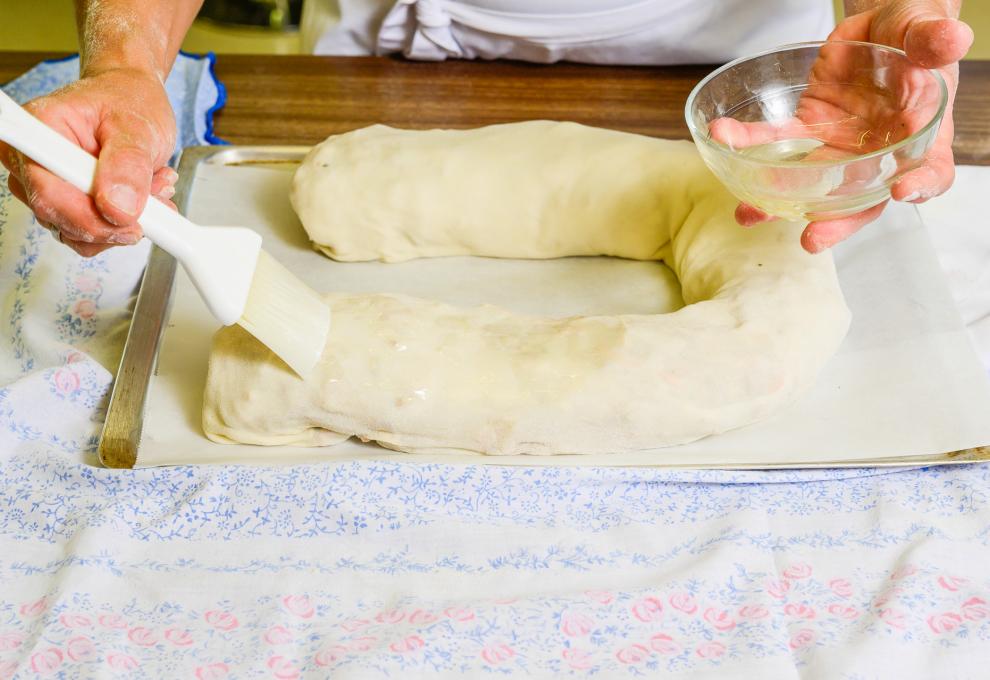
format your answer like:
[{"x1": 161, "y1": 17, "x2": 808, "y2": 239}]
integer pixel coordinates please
[{"x1": 97, "y1": 145, "x2": 990, "y2": 469}]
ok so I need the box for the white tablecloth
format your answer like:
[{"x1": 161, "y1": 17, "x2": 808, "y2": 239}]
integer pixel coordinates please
[{"x1": 1, "y1": 58, "x2": 990, "y2": 680}]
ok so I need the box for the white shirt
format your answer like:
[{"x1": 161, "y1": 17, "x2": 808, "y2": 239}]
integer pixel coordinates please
[{"x1": 302, "y1": 0, "x2": 836, "y2": 65}]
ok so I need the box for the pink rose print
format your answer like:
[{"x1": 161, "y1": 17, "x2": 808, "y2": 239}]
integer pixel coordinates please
[
  {"x1": 784, "y1": 603, "x2": 816, "y2": 620},
  {"x1": 19, "y1": 597, "x2": 47, "y2": 618},
  {"x1": 348, "y1": 636, "x2": 378, "y2": 652},
  {"x1": 66, "y1": 636, "x2": 96, "y2": 662},
  {"x1": 340, "y1": 618, "x2": 370, "y2": 631},
  {"x1": 0, "y1": 632, "x2": 23, "y2": 651},
  {"x1": 879, "y1": 608, "x2": 907, "y2": 630},
  {"x1": 389, "y1": 635, "x2": 425, "y2": 653},
  {"x1": 937, "y1": 575, "x2": 968, "y2": 592},
  {"x1": 164, "y1": 628, "x2": 193, "y2": 647},
  {"x1": 962, "y1": 597, "x2": 989, "y2": 621},
  {"x1": 783, "y1": 563, "x2": 813, "y2": 580},
  {"x1": 585, "y1": 590, "x2": 614, "y2": 606},
  {"x1": 615, "y1": 643, "x2": 651, "y2": 664},
  {"x1": 872, "y1": 588, "x2": 903, "y2": 608},
  {"x1": 828, "y1": 579, "x2": 853, "y2": 598},
  {"x1": 695, "y1": 641, "x2": 726, "y2": 659},
  {"x1": 408, "y1": 610, "x2": 437, "y2": 625},
  {"x1": 99, "y1": 614, "x2": 128, "y2": 629},
  {"x1": 65, "y1": 350, "x2": 86, "y2": 364},
  {"x1": 766, "y1": 579, "x2": 791, "y2": 600},
  {"x1": 889, "y1": 565, "x2": 917, "y2": 581},
  {"x1": 649, "y1": 633, "x2": 682, "y2": 655},
  {"x1": 267, "y1": 656, "x2": 300, "y2": 680},
  {"x1": 703, "y1": 608, "x2": 736, "y2": 631},
  {"x1": 195, "y1": 663, "x2": 230, "y2": 680},
  {"x1": 738, "y1": 605, "x2": 769, "y2": 620},
  {"x1": 105, "y1": 652, "x2": 139, "y2": 671},
  {"x1": 314, "y1": 645, "x2": 349, "y2": 667},
  {"x1": 73, "y1": 299, "x2": 97, "y2": 319},
  {"x1": 630, "y1": 597, "x2": 664, "y2": 623},
  {"x1": 443, "y1": 607, "x2": 475, "y2": 622},
  {"x1": 562, "y1": 648, "x2": 593, "y2": 670},
  {"x1": 127, "y1": 626, "x2": 157, "y2": 647},
  {"x1": 560, "y1": 611, "x2": 594, "y2": 638},
  {"x1": 53, "y1": 369, "x2": 80, "y2": 395},
  {"x1": 204, "y1": 610, "x2": 239, "y2": 631},
  {"x1": 789, "y1": 629, "x2": 816, "y2": 650},
  {"x1": 282, "y1": 595, "x2": 315, "y2": 619},
  {"x1": 669, "y1": 593, "x2": 697, "y2": 615},
  {"x1": 74, "y1": 273, "x2": 100, "y2": 292},
  {"x1": 264, "y1": 626, "x2": 294, "y2": 645},
  {"x1": 481, "y1": 643, "x2": 516, "y2": 665},
  {"x1": 375, "y1": 610, "x2": 405, "y2": 625},
  {"x1": 827, "y1": 604, "x2": 860, "y2": 620},
  {"x1": 59, "y1": 613, "x2": 92, "y2": 628},
  {"x1": 30, "y1": 648, "x2": 63, "y2": 675},
  {"x1": 927, "y1": 612, "x2": 964, "y2": 635},
  {"x1": 0, "y1": 661, "x2": 18, "y2": 680}
]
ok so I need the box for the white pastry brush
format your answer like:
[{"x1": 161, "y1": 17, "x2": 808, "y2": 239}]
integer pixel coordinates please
[{"x1": 0, "y1": 89, "x2": 329, "y2": 377}]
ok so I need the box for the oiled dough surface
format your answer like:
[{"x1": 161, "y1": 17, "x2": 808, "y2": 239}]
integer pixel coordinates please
[{"x1": 203, "y1": 122, "x2": 851, "y2": 455}]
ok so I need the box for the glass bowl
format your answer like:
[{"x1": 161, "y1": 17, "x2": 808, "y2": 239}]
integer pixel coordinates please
[{"x1": 685, "y1": 41, "x2": 947, "y2": 221}]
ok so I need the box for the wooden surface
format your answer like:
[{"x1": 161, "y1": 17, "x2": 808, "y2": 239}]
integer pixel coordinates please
[{"x1": 2, "y1": 51, "x2": 989, "y2": 164}]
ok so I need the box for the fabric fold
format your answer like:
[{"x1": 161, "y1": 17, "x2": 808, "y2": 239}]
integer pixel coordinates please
[{"x1": 374, "y1": 0, "x2": 834, "y2": 64}]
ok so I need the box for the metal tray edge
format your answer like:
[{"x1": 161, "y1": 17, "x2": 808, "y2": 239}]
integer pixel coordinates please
[{"x1": 97, "y1": 146, "x2": 235, "y2": 467}]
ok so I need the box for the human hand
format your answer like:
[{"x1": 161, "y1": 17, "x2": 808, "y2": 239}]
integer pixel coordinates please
[
  {"x1": 713, "y1": 0, "x2": 973, "y2": 253},
  {"x1": 0, "y1": 67, "x2": 178, "y2": 257}
]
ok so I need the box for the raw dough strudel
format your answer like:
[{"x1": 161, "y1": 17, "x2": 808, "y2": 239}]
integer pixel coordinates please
[{"x1": 203, "y1": 122, "x2": 850, "y2": 455}]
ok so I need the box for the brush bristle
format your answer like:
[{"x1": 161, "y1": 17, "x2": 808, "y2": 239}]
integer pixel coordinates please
[{"x1": 237, "y1": 250, "x2": 330, "y2": 377}]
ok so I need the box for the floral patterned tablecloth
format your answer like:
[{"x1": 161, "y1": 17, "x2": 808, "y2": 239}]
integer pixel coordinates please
[{"x1": 2, "y1": 57, "x2": 990, "y2": 680}]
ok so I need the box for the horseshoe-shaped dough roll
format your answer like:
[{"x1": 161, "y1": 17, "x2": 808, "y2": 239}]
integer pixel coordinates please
[{"x1": 203, "y1": 122, "x2": 851, "y2": 455}]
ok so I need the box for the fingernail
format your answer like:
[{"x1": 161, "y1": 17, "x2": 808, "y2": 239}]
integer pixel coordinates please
[
  {"x1": 158, "y1": 184, "x2": 176, "y2": 200},
  {"x1": 108, "y1": 184, "x2": 139, "y2": 216},
  {"x1": 164, "y1": 168, "x2": 179, "y2": 184},
  {"x1": 901, "y1": 191, "x2": 922, "y2": 202},
  {"x1": 108, "y1": 231, "x2": 142, "y2": 245}
]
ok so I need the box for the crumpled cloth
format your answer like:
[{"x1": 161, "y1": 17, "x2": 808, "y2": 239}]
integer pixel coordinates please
[
  {"x1": 372, "y1": 0, "x2": 834, "y2": 64},
  {"x1": 2, "y1": 55, "x2": 990, "y2": 679}
]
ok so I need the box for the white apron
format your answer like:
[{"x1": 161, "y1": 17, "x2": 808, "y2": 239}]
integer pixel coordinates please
[{"x1": 302, "y1": 0, "x2": 835, "y2": 65}]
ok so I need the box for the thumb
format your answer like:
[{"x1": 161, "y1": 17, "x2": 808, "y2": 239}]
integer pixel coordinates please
[
  {"x1": 91, "y1": 120, "x2": 160, "y2": 228},
  {"x1": 904, "y1": 15, "x2": 973, "y2": 68},
  {"x1": 878, "y1": 0, "x2": 974, "y2": 68}
]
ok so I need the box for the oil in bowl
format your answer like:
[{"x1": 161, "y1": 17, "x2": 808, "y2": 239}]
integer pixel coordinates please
[{"x1": 685, "y1": 41, "x2": 947, "y2": 222}]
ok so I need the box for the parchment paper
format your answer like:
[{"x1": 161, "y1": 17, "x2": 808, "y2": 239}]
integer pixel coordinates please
[{"x1": 138, "y1": 163, "x2": 990, "y2": 467}]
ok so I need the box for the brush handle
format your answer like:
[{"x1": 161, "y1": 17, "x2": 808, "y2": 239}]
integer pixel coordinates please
[{"x1": 0, "y1": 88, "x2": 198, "y2": 262}]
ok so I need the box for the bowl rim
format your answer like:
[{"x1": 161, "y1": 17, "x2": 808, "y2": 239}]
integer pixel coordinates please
[{"x1": 683, "y1": 40, "x2": 949, "y2": 167}]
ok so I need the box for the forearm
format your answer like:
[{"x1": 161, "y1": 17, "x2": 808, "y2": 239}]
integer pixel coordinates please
[
  {"x1": 843, "y1": 0, "x2": 961, "y2": 17},
  {"x1": 75, "y1": 0, "x2": 204, "y2": 79}
]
